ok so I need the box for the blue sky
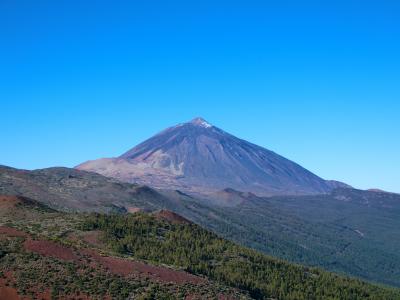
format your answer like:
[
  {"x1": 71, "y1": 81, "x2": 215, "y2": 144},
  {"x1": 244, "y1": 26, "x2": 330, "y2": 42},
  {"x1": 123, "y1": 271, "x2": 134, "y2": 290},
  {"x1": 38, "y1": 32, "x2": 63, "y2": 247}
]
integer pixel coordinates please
[{"x1": 1, "y1": 1, "x2": 399, "y2": 192}]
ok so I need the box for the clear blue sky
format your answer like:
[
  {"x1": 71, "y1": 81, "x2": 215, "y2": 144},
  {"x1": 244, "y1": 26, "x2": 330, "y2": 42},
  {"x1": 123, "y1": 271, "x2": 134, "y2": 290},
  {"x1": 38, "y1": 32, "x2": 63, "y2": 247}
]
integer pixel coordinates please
[{"x1": 1, "y1": 1, "x2": 399, "y2": 192}]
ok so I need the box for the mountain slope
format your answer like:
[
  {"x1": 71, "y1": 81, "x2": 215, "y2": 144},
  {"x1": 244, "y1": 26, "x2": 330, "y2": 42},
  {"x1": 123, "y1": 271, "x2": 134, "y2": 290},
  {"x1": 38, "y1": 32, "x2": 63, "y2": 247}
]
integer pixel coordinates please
[
  {"x1": 77, "y1": 118, "x2": 349, "y2": 196},
  {"x1": 1, "y1": 165, "x2": 399, "y2": 287},
  {"x1": 0, "y1": 196, "x2": 249, "y2": 299},
  {"x1": 0, "y1": 165, "x2": 191, "y2": 213},
  {"x1": 213, "y1": 188, "x2": 400, "y2": 287},
  {"x1": 1, "y1": 197, "x2": 399, "y2": 300}
]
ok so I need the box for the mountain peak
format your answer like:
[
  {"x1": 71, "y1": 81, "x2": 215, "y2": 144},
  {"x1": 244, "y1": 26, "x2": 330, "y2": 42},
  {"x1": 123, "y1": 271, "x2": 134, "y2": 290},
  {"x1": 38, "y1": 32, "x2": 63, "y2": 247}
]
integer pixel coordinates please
[
  {"x1": 189, "y1": 117, "x2": 213, "y2": 128},
  {"x1": 77, "y1": 118, "x2": 340, "y2": 197}
]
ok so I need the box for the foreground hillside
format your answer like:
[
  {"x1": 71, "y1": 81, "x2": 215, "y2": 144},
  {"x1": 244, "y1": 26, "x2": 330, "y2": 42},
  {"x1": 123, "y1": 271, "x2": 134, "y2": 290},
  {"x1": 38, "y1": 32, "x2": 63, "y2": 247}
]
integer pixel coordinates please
[
  {"x1": 0, "y1": 195, "x2": 248, "y2": 299},
  {"x1": 1, "y1": 195, "x2": 399, "y2": 299},
  {"x1": 1, "y1": 165, "x2": 400, "y2": 288}
]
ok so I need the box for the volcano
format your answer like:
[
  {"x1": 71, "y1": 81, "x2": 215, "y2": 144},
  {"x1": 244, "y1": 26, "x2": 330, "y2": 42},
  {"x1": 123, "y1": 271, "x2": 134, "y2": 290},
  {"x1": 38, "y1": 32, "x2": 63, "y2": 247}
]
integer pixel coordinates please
[{"x1": 76, "y1": 117, "x2": 348, "y2": 196}]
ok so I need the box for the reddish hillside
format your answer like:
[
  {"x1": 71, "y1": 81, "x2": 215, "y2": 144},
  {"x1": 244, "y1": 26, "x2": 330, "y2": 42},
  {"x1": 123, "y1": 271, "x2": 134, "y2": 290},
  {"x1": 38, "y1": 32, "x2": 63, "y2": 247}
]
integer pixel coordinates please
[
  {"x1": 0, "y1": 277, "x2": 20, "y2": 300},
  {"x1": 154, "y1": 210, "x2": 192, "y2": 224},
  {"x1": 82, "y1": 248, "x2": 204, "y2": 284},
  {"x1": 0, "y1": 195, "x2": 24, "y2": 208},
  {"x1": 24, "y1": 239, "x2": 80, "y2": 262},
  {"x1": 0, "y1": 195, "x2": 52, "y2": 212},
  {"x1": 1, "y1": 223, "x2": 205, "y2": 288},
  {"x1": 0, "y1": 226, "x2": 28, "y2": 238}
]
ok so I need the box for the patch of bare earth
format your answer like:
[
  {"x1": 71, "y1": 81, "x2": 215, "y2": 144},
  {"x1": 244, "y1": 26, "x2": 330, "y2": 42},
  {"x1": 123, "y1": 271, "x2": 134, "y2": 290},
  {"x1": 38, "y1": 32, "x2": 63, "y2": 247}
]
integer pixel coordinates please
[
  {"x1": 16, "y1": 229, "x2": 204, "y2": 286},
  {"x1": 0, "y1": 272, "x2": 34, "y2": 300},
  {"x1": 0, "y1": 226, "x2": 28, "y2": 238},
  {"x1": 154, "y1": 210, "x2": 192, "y2": 224},
  {"x1": 0, "y1": 279, "x2": 90, "y2": 300},
  {"x1": 23, "y1": 239, "x2": 79, "y2": 262},
  {"x1": 0, "y1": 272, "x2": 93, "y2": 300},
  {"x1": 82, "y1": 249, "x2": 204, "y2": 285},
  {"x1": 0, "y1": 278, "x2": 20, "y2": 300},
  {"x1": 0, "y1": 195, "x2": 22, "y2": 207}
]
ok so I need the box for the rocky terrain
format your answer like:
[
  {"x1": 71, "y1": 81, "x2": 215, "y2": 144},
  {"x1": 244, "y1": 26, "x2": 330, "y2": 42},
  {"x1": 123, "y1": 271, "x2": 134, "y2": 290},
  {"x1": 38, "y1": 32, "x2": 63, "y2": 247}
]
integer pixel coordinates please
[{"x1": 0, "y1": 165, "x2": 190, "y2": 213}]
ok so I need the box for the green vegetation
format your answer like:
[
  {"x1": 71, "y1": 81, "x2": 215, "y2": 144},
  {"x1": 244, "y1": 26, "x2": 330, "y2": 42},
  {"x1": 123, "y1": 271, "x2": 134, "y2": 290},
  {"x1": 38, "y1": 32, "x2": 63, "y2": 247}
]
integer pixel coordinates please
[
  {"x1": 209, "y1": 190, "x2": 400, "y2": 288},
  {"x1": 1, "y1": 192, "x2": 400, "y2": 299},
  {"x1": 0, "y1": 198, "x2": 248, "y2": 299},
  {"x1": 0, "y1": 235, "x2": 245, "y2": 299},
  {"x1": 2, "y1": 165, "x2": 400, "y2": 288},
  {"x1": 170, "y1": 188, "x2": 400, "y2": 288},
  {"x1": 1, "y1": 239, "x2": 138, "y2": 299},
  {"x1": 82, "y1": 213, "x2": 400, "y2": 300}
]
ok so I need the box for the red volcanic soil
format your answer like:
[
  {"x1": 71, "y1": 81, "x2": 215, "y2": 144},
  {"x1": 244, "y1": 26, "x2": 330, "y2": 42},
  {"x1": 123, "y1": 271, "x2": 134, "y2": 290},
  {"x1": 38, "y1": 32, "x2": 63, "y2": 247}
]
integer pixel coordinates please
[
  {"x1": 0, "y1": 274, "x2": 93, "y2": 300},
  {"x1": 0, "y1": 277, "x2": 90, "y2": 300},
  {"x1": 83, "y1": 249, "x2": 204, "y2": 285},
  {"x1": 0, "y1": 195, "x2": 41, "y2": 208},
  {"x1": 0, "y1": 278, "x2": 20, "y2": 300},
  {"x1": 0, "y1": 273, "x2": 29, "y2": 300},
  {"x1": 24, "y1": 239, "x2": 79, "y2": 262},
  {"x1": 17, "y1": 231, "x2": 203, "y2": 286},
  {"x1": 0, "y1": 226, "x2": 28, "y2": 238},
  {"x1": 0, "y1": 195, "x2": 23, "y2": 208},
  {"x1": 154, "y1": 210, "x2": 192, "y2": 224}
]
